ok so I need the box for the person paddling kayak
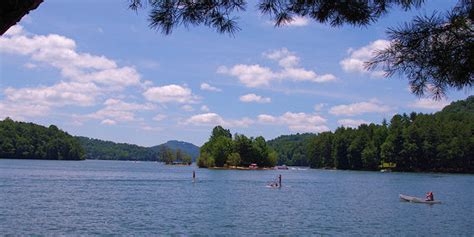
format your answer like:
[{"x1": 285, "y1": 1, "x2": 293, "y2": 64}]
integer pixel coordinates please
[{"x1": 425, "y1": 192, "x2": 434, "y2": 201}]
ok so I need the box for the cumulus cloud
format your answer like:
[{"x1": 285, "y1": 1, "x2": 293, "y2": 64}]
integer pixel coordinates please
[
  {"x1": 239, "y1": 93, "x2": 271, "y2": 103},
  {"x1": 80, "y1": 99, "x2": 155, "y2": 124},
  {"x1": 340, "y1": 40, "x2": 390, "y2": 78},
  {"x1": 329, "y1": 99, "x2": 391, "y2": 116},
  {"x1": 218, "y1": 48, "x2": 336, "y2": 88},
  {"x1": 143, "y1": 84, "x2": 200, "y2": 104},
  {"x1": 0, "y1": 26, "x2": 144, "y2": 120},
  {"x1": 217, "y1": 65, "x2": 275, "y2": 88},
  {"x1": 337, "y1": 119, "x2": 369, "y2": 128},
  {"x1": 4, "y1": 81, "x2": 100, "y2": 107},
  {"x1": 409, "y1": 98, "x2": 451, "y2": 110},
  {"x1": 258, "y1": 112, "x2": 329, "y2": 133},
  {"x1": 183, "y1": 113, "x2": 254, "y2": 127},
  {"x1": 0, "y1": 26, "x2": 141, "y2": 89},
  {"x1": 200, "y1": 83, "x2": 222, "y2": 92}
]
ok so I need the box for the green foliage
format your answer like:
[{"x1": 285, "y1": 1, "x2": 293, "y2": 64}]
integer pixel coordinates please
[
  {"x1": 367, "y1": 2, "x2": 473, "y2": 98},
  {"x1": 305, "y1": 96, "x2": 473, "y2": 173},
  {"x1": 226, "y1": 152, "x2": 241, "y2": 167},
  {"x1": 199, "y1": 126, "x2": 277, "y2": 168},
  {"x1": 267, "y1": 133, "x2": 315, "y2": 166},
  {"x1": 272, "y1": 96, "x2": 474, "y2": 173},
  {"x1": 160, "y1": 146, "x2": 176, "y2": 164},
  {"x1": 0, "y1": 118, "x2": 84, "y2": 160},
  {"x1": 197, "y1": 151, "x2": 214, "y2": 168},
  {"x1": 129, "y1": 0, "x2": 423, "y2": 34},
  {"x1": 77, "y1": 137, "x2": 197, "y2": 162},
  {"x1": 77, "y1": 136, "x2": 157, "y2": 161}
]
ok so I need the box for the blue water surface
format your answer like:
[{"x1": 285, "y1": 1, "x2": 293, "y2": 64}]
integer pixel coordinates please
[{"x1": 0, "y1": 159, "x2": 472, "y2": 235}]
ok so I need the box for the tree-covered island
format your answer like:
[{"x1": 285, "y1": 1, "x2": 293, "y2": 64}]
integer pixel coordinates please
[{"x1": 197, "y1": 126, "x2": 278, "y2": 169}]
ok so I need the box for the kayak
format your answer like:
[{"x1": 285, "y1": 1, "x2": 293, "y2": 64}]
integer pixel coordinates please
[{"x1": 399, "y1": 194, "x2": 441, "y2": 204}]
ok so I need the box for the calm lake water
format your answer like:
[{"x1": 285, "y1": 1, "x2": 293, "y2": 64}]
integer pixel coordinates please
[{"x1": 1, "y1": 159, "x2": 473, "y2": 235}]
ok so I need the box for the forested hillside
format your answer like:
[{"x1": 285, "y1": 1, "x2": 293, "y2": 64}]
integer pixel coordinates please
[
  {"x1": 77, "y1": 136, "x2": 157, "y2": 161},
  {"x1": 0, "y1": 118, "x2": 84, "y2": 160},
  {"x1": 273, "y1": 96, "x2": 473, "y2": 173},
  {"x1": 267, "y1": 133, "x2": 314, "y2": 166},
  {"x1": 77, "y1": 137, "x2": 196, "y2": 163}
]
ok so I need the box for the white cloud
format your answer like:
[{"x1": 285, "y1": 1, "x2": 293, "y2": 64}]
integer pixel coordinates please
[
  {"x1": 4, "y1": 25, "x2": 24, "y2": 36},
  {"x1": 143, "y1": 84, "x2": 199, "y2": 104},
  {"x1": 258, "y1": 112, "x2": 329, "y2": 133},
  {"x1": 200, "y1": 83, "x2": 222, "y2": 92},
  {"x1": 101, "y1": 119, "x2": 117, "y2": 125},
  {"x1": 314, "y1": 103, "x2": 327, "y2": 111},
  {"x1": 81, "y1": 99, "x2": 154, "y2": 124},
  {"x1": 0, "y1": 102, "x2": 50, "y2": 121},
  {"x1": 239, "y1": 93, "x2": 271, "y2": 103},
  {"x1": 4, "y1": 81, "x2": 100, "y2": 107},
  {"x1": 218, "y1": 64, "x2": 275, "y2": 88},
  {"x1": 184, "y1": 113, "x2": 254, "y2": 127},
  {"x1": 286, "y1": 16, "x2": 310, "y2": 27},
  {"x1": 200, "y1": 105, "x2": 210, "y2": 112},
  {"x1": 103, "y1": 98, "x2": 155, "y2": 111},
  {"x1": 0, "y1": 26, "x2": 141, "y2": 90},
  {"x1": 0, "y1": 26, "x2": 145, "y2": 120},
  {"x1": 409, "y1": 98, "x2": 450, "y2": 110},
  {"x1": 338, "y1": 119, "x2": 369, "y2": 128},
  {"x1": 181, "y1": 105, "x2": 194, "y2": 112},
  {"x1": 329, "y1": 99, "x2": 391, "y2": 116},
  {"x1": 340, "y1": 40, "x2": 390, "y2": 78},
  {"x1": 140, "y1": 124, "x2": 162, "y2": 131},
  {"x1": 218, "y1": 48, "x2": 336, "y2": 88},
  {"x1": 257, "y1": 114, "x2": 278, "y2": 123},
  {"x1": 153, "y1": 114, "x2": 167, "y2": 121},
  {"x1": 23, "y1": 62, "x2": 37, "y2": 69}
]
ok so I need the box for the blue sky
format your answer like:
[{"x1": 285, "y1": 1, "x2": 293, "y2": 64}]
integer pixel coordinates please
[{"x1": 0, "y1": 0, "x2": 471, "y2": 146}]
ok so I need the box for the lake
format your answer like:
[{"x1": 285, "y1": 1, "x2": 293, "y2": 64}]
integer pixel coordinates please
[{"x1": 0, "y1": 159, "x2": 472, "y2": 235}]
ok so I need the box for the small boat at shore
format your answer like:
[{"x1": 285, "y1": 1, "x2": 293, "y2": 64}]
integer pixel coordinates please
[
  {"x1": 275, "y1": 165, "x2": 289, "y2": 170},
  {"x1": 399, "y1": 194, "x2": 441, "y2": 204}
]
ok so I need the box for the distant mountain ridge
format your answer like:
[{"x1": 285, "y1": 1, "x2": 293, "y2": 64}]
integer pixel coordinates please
[
  {"x1": 76, "y1": 136, "x2": 200, "y2": 161},
  {"x1": 151, "y1": 140, "x2": 200, "y2": 160}
]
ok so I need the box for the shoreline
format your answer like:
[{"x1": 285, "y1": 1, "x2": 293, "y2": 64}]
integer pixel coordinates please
[{"x1": 208, "y1": 166, "x2": 275, "y2": 170}]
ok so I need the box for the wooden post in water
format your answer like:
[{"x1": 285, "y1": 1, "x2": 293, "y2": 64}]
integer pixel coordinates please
[{"x1": 278, "y1": 174, "x2": 282, "y2": 188}]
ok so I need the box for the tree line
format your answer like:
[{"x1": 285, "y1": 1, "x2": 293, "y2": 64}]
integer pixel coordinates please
[
  {"x1": 0, "y1": 118, "x2": 84, "y2": 160},
  {"x1": 197, "y1": 126, "x2": 277, "y2": 168},
  {"x1": 270, "y1": 96, "x2": 473, "y2": 173},
  {"x1": 77, "y1": 136, "x2": 192, "y2": 164},
  {"x1": 0, "y1": 119, "x2": 195, "y2": 162}
]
